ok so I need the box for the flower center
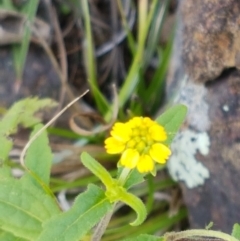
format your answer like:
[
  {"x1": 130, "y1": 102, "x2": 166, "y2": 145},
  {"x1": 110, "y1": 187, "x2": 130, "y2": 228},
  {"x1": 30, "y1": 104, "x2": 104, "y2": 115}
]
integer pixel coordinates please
[{"x1": 126, "y1": 126, "x2": 154, "y2": 154}]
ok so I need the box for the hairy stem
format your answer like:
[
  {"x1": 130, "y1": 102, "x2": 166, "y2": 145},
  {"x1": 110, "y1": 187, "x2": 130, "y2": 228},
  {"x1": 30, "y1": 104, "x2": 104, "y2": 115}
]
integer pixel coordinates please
[{"x1": 164, "y1": 229, "x2": 239, "y2": 241}]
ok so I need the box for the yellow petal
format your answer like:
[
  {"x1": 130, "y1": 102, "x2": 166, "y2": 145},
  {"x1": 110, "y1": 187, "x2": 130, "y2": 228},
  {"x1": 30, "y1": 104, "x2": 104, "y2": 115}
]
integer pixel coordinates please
[
  {"x1": 120, "y1": 149, "x2": 139, "y2": 169},
  {"x1": 142, "y1": 117, "x2": 154, "y2": 126},
  {"x1": 127, "y1": 117, "x2": 142, "y2": 128},
  {"x1": 105, "y1": 137, "x2": 125, "y2": 154},
  {"x1": 149, "y1": 143, "x2": 171, "y2": 164},
  {"x1": 148, "y1": 124, "x2": 167, "y2": 141},
  {"x1": 137, "y1": 154, "x2": 154, "y2": 173},
  {"x1": 111, "y1": 122, "x2": 132, "y2": 142}
]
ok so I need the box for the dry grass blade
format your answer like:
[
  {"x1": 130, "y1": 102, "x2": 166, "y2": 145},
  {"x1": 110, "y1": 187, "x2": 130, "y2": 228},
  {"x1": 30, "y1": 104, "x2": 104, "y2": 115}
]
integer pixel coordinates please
[
  {"x1": 95, "y1": 2, "x2": 136, "y2": 57},
  {"x1": 30, "y1": 16, "x2": 87, "y2": 117},
  {"x1": 51, "y1": 6, "x2": 68, "y2": 114},
  {"x1": 69, "y1": 85, "x2": 118, "y2": 136},
  {"x1": 20, "y1": 89, "x2": 89, "y2": 168},
  {"x1": 0, "y1": 9, "x2": 50, "y2": 45}
]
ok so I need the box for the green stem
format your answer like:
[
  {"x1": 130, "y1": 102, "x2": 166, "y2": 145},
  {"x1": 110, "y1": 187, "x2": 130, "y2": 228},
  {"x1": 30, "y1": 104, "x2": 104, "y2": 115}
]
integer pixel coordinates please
[
  {"x1": 165, "y1": 229, "x2": 239, "y2": 241},
  {"x1": 91, "y1": 167, "x2": 131, "y2": 241},
  {"x1": 117, "y1": 167, "x2": 131, "y2": 186},
  {"x1": 105, "y1": 0, "x2": 159, "y2": 120}
]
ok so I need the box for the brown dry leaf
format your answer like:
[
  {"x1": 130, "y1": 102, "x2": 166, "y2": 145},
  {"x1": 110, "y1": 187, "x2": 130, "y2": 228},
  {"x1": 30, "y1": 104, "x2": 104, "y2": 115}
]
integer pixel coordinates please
[{"x1": 0, "y1": 9, "x2": 51, "y2": 45}]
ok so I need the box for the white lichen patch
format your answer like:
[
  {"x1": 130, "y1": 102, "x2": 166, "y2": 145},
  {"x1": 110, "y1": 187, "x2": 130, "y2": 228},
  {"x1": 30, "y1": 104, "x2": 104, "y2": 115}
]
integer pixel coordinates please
[
  {"x1": 222, "y1": 104, "x2": 229, "y2": 112},
  {"x1": 173, "y1": 76, "x2": 210, "y2": 132},
  {"x1": 167, "y1": 129, "x2": 210, "y2": 188}
]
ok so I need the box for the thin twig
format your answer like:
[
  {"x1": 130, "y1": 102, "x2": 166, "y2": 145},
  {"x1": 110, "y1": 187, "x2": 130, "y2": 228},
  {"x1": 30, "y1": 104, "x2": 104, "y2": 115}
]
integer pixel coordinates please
[
  {"x1": 165, "y1": 230, "x2": 239, "y2": 241},
  {"x1": 20, "y1": 90, "x2": 89, "y2": 168},
  {"x1": 92, "y1": 205, "x2": 116, "y2": 241},
  {"x1": 69, "y1": 84, "x2": 119, "y2": 136}
]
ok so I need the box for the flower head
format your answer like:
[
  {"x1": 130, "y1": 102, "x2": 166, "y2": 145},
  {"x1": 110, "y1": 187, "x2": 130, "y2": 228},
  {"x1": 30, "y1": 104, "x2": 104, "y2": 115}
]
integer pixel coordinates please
[{"x1": 105, "y1": 117, "x2": 171, "y2": 174}]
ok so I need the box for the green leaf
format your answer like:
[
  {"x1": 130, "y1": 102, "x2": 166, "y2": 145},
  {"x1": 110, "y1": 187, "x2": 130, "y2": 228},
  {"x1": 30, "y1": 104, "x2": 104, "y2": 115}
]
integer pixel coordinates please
[
  {"x1": 25, "y1": 124, "x2": 52, "y2": 185},
  {"x1": 0, "y1": 165, "x2": 12, "y2": 178},
  {"x1": 143, "y1": 1, "x2": 169, "y2": 70},
  {"x1": 117, "y1": 189, "x2": 147, "y2": 226},
  {"x1": 232, "y1": 223, "x2": 240, "y2": 240},
  {"x1": 79, "y1": 0, "x2": 110, "y2": 115},
  {"x1": 1, "y1": 0, "x2": 15, "y2": 10},
  {"x1": 0, "y1": 97, "x2": 57, "y2": 163},
  {"x1": 118, "y1": 62, "x2": 140, "y2": 110},
  {"x1": 117, "y1": 0, "x2": 158, "y2": 110},
  {"x1": 155, "y1": 104, "x2": 187, "y2": 145},
  {"x1": 81, "y1": 153, "x2": 146, "y2": 226},
  {"x1": 0, "y1": 136, "x2": 12, "y2": 164},
  {"x1": 144, "y1": 38, "x2": 173, "y2": 113},
  {"x1": 0, "y1": 97, "x2": 57, "y2": 135},
  {"x1": 0, "y1": 175, "x2": 60, "y2": 240},
  {"x1": 205, "y1": 221, "x2": 214, "y2": 230},
  {"x1": 81, "y1": 152, "x2": 114, "y2": 189},
  {"x1": 122, "y1": 234, "x2": 163, "y2": 241},
  {"x1": 0, "y1": 230, "x2": 28, "y2": 241},
  {"x1": 145, "y1": 175, "x2": 155, "y2": 212},
  {"x1": 37, "y1": 184, "x2": 113, "y2": 241},
  {"x1": 13, "y1": 0, "x2": 39, "y2": 79},
  {"x1": 12, "y1": 98, "x2": 57, "y2": 128},
  {"x1": 47, "y1": 127, "x2": 81, "y2": 139}
]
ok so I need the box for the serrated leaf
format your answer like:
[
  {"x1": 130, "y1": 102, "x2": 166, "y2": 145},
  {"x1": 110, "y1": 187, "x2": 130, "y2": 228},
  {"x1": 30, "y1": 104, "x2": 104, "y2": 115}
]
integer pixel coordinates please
[
  {"x1": 0, "y1": 230, "x2": 27, "y2": 241},
  {"x1": 0, "y1": 136, "x2": 12, "y2": 164},
  {"x1": 0, "y1": 97, "x2": 57, "y2": 163},
  {"x1": 232, "y1": 223, "x2": 240, "y2": 240},
  {"x1": 13, "y1": 98, "x2": 57, "y2": 128},
  {"x1": 122, "y1": 234, "x2": 163, "y2": 241},
  {"x1": 0, "y1": 97, "x2": 57, "y2": 135},
  {"x1": 37, "y1": 184, "x2": 113, "y2": 241},
  {"x1": 25, "y1": 124, "x2": 52, "y2": 185},
  {"x1": 0, "y1": 175, "x2": 60, "y2": 240},
  {"x1": 155, "y1": 104, "x2": 187, "y2": 145}
]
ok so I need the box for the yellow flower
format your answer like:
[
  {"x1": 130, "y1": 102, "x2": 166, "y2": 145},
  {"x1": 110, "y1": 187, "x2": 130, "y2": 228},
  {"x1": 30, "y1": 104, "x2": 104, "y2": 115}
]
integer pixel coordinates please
[{"x1": 104, "y1": 117, "x2": 171, "y2": 173}]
